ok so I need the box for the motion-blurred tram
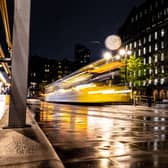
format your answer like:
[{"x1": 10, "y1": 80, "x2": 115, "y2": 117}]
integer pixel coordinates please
[{"x1": 45, "y1": 58, "x2": 132, "y2": 104}]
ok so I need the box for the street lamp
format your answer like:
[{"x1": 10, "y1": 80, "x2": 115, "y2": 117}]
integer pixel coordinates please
[
  {"x1": 103, "y1": 51, "x2": 112, "y2": 61},
  {"x1": 119, "y1": 48, "x2": 132, "y2": 85}
]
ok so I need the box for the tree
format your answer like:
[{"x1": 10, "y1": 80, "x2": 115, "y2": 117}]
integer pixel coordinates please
[{"x1": 120, "y1": 55, "x2": 146, "y2": 90}]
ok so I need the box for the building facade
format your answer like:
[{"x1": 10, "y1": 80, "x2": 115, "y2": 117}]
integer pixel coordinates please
[
  {"x1": 119, "y1": 0, "x2": 168, "y2": 101},
  {"x1": 74, "y1": 44, "x2": 91, "y2": 71},
  {"x1": 28, "y1": 56, "x2": 72, "y2": 97}
]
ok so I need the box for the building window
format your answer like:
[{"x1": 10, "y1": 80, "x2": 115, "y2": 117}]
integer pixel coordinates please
[
  {"x1": 161, "y1": 65, "x2": 164, "y2": 73},
  {"x1": 154, "y1": 31, "x2": 158, "y2": 39},
  {"x1": 161, "y1": 53, "x2": 164, "y2": 61},
  {"x1": 129, "y1": 43, "x2": 132, "y2": 49},
  {"x1": 161, "y1": 78, "x2": 165, "y2": 85},
  {"x1": 154, "y1": 54, "x2": 158, "y2": 63},
  {"x1": 149, "y1": 56, "x2": 152, "y2": 64},
  {"x1": 154, "y1": 79, "x2": 158, "y2": 85},
  {"x1": 138, "y1": 49, "x2": 141, "y2": 56},
  {"x1": 161, "y1": 28, "x2": 165, "y2": 37},
  {"x1": 155, "y1": 67, "x2": 158, "y2": 74},
  {"x1": 144, "y1": 58, "x2": 146, "y2": 65},
  {"x1": 138, "y1": 70, "x2": 141, "y2": 76},
  {"x1": 154, "y1": 43, "x2": 158, "y2": 51},
  {"x1": 131, "y1": 17, "x2": 134, "y2": 23},
  {"x1": 149, "y1": 68, "x2": 152, "y2": 74},
  {"x1": 136, "y1": 14, "x2": 138, "y2": 21},
  {"x1": 134, "y1": 41, "x2": 137, "y2": 48},
  {"x1": 148, "y1": 34, "x2": 151, "y2": 42},
  {"x1": 45, "y1": 69, "x2": 49, "y2": 72},
  {"x1": 161, "y1": 41, "x2": 164, "y2": 49},
  {"x1": 149, "y1": 45, "x2": 152, "y2": 53},
  {"x1": 143, "y1": 47, "x2": 146, "y2": 55},
  {"x1": 138, "y1": 40, "x2": 142, "y2": 46},
  {"x1": 143, "y1": 37, "x2": 146, "y2": 44},
  {"x1": 164, "y1": 8, "x2": 167, "y2": 15}
]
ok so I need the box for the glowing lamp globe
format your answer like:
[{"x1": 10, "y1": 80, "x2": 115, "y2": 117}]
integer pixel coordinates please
[{"x1": 105, "y1": 35, "x2": 122, "y2": 51}]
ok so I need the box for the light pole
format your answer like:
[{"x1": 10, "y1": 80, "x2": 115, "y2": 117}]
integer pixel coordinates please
[
  {"x1": 103, "y1": 51, "x2": 112, "y2": 61},
  {"x1": 119, "y1": 48, "x2": 132, "y2": 85}
]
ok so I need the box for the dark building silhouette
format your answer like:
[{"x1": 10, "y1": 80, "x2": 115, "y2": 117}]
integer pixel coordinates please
[
  {"x1": 74, "y1": 44, "x2": 91, "y2": 71},
  {"x1": 28, "y1": 55, "x2": 72, "y2": 96},
  {"x1": 119, "y1": 0, "x2": 168, "y2": 100}
]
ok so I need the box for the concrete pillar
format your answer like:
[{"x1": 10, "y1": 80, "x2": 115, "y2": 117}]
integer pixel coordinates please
[{"x1": 8, "y1": 0, "x2": 31, "y2": 128}]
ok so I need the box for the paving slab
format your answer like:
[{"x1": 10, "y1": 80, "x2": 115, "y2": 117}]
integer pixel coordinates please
[{"x1": 0, "y1": 106, "x2": 64, "y2": 168}]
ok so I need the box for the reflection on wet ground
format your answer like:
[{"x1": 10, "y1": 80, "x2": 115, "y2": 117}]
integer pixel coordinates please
[{"x1": 31, "y1": 102, "x2": 168, "y2": 168}]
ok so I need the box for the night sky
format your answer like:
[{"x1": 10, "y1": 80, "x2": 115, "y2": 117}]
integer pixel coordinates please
[{"x1": 30, "y1": 0, "x2": 145, "y2": 61}]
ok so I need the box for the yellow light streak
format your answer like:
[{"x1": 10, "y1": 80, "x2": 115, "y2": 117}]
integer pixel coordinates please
[
  {"x1": 88, "y1": 89, "x2": 131, "y2": 95},
  {"x1": 0, "y1": 71, "x2": 7, "y2": 84},
  {"x1": 88, "y1": 61, "x2": 124, "y2": 74}
]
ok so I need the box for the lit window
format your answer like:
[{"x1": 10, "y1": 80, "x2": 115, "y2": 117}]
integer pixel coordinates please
[
  {"x1": 144, "y1": 58, "x2": 146, "y2": 65},
  {"x1": 154, "y1": 79, "x2": 158, "y2": 85},
  {"x1": 149, "y1": 68, "x2": 152, "y2": 74},
  {"x1": 161, "y1": 78, "x2": 165, "y2": 84},
  {"x1": 136, "y1": 14, "x2": 138, "y2": 21},
  {"x1": 161, "y1": 53, "x2": 164, "y2": 61},
  {"x1": 133, "y1": 51, "x2": 136, "y2": 56},
  {"x1": 138, "y1": 70, "x2": 141, "y2": 76},
  {"x1": 154, "y1": 43, "x2": 158, "y2": 51},
  {"x1": 138, "y1": 49, "x2": 141, "y2": 56},
  {"x1": 138, "y1": 40, "x2": 142, "y2": 46},
  {"x1": 154, "y1": 55, "x2": 158, "y2": 63},
  {"x1": 134, "y1": 41, "x2": 137, "y2": 48},
  {"x1": 144, "y1": 69, "x2": 146, "y2": 76},
  {"x1": 129, "y1": 43, "x2": 132, "y2": 49},
  {"x1": 131, "y1": 17, "x2": 134, "y2": 23},
  {"x1": 149, "y1": 45, "x2": 152, "y2": 53},
  {"x1": 143, "y1": 80, "x2": 146, "y2": 86},
  {"x1": 161, "y1": 28, "x2": 165, "y2": 37},
  {"x1": 154, "y1": 31, "x2": 158, "y2": 39},
  {"x1": 143, "y1": 37, "x2": 146, "y2": 44},
  {"x1": 45, "y1": 69, "x2": 49, "y2": 72},
  {"x1": 161, "y1": 65, "x2": 164, "y2": 73},
  {"x1": 148, "y1": 34, "x2": 151, "y2": 42},
  {"x1": 161, "y1": 41, "x2": 164, "y2": 49},
  {"x1": 143, "y1": 47, "x2": 146, "y2": 55},
  {"x1": 149, "y1": 56, "x2": 152, "y2": 64},
  {"x1": 155, "y1": 67, "x2": 158, "y2": 74}
]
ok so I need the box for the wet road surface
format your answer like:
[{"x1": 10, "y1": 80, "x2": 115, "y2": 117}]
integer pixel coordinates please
[{"x1": 30, "y1": 102, "x2": 168, "y2": 168}]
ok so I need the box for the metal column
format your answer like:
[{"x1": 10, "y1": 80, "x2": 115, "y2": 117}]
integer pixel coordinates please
[{"x1": 8, "y1": 0, "x2": 31, "y2": 128}]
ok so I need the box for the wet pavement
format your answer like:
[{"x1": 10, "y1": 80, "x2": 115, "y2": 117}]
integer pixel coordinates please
[{"x1": 30, "y1": 102, "x2": 168, "y2": 168}]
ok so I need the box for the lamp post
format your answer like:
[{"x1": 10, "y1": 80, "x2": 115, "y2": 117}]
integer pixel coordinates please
[
  {"x1": 103, "y1": 51, "x2": 112, "y2": 61},
  {"x1": 119, "y1": 48, "x2": 132, "y2": 85}
]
